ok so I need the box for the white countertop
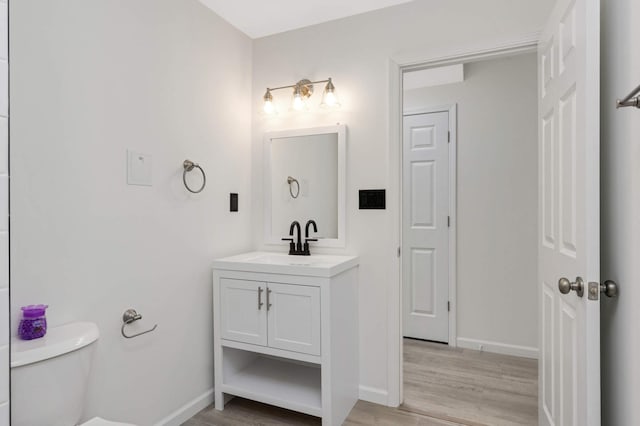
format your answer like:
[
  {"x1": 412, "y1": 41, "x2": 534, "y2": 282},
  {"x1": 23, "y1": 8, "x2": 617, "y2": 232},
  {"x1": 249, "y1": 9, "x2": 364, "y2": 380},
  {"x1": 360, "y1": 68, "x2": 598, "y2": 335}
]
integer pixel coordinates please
[{"x1": 212, "y1": 251, "x2": 359, "y2": 278}]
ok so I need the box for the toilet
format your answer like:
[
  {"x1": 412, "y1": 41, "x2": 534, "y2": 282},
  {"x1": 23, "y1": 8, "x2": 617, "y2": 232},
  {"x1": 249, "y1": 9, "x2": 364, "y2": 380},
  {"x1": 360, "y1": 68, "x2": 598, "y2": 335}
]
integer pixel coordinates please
[{"x1": 11, "y1": 322, "x2": 135, "y2": 426}]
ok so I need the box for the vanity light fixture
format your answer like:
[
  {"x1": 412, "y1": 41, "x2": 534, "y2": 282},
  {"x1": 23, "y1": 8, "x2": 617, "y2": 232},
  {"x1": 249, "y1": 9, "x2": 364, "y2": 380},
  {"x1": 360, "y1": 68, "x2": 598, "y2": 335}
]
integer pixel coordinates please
[{"x1": 262, "y1": 77, "x2": 340, "y2": 114}]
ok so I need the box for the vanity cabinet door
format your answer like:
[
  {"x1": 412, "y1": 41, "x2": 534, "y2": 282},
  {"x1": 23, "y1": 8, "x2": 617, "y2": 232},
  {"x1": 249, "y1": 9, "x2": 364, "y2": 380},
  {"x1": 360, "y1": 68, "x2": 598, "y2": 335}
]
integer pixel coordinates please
[
  {"x1": 266, "y1": 283, "x2": 321, "y2": 356},
  {"x1": 219, "y1": 279, "x2": 268, "y2": 346}
]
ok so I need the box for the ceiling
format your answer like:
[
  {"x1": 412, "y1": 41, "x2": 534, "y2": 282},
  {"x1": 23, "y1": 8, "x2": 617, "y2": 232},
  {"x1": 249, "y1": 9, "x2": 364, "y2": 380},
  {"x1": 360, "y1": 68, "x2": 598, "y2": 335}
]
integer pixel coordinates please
[{"x1": 198, "y1": 0, "x2": 414, "y2": 39}]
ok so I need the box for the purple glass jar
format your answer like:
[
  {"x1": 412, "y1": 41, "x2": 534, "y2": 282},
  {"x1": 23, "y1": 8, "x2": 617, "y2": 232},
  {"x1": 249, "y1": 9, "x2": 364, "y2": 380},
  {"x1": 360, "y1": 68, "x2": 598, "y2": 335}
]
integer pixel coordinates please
[{"x1": 18, "y1": 305, "x2": 48, "y2": 340}]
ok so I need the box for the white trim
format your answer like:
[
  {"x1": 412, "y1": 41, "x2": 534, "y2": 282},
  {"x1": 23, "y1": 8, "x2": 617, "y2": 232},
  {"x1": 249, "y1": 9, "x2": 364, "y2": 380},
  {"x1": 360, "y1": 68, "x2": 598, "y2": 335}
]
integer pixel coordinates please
[
  {"x1": 447, "y1": 106, "x2": 457, "y2": 349},
  {"x1": 394, "y1": 33, "x2": 540, "y2": 70},
  {"x1": 387, "y1": 58, "x2": 402, "y2": 408},
  {"x1": 154, "y1": 389, "x2": 213, "y2": 426},
  {"x1": 456, "y1": 337, "x2": 539, "y2": 360},
  {"x1": 358, "y1": 385, "x2": 389, "y2": 406},
  {"x1": 401, "y1": 103, "x2": 458, "y2": 349},
  {"x1": 263, "y1": 124, "x2": 347, "y2": 248},
  {"x1": 387, "y1": 35, "x2": 540, "y2": 407}
]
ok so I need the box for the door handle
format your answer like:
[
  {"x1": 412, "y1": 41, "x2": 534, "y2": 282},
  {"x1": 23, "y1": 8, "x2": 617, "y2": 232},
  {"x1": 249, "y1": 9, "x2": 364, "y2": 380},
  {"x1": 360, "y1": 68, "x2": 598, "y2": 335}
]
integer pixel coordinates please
[
  {"x1": 258, "y1": 286, "x2": 264, "y2": 310},
  {"x1": 587, "y1": 280, "x2": 619, "y2": 300},
  {"x1": 558, "y1": 276, "x2": 584, "y2": 297},
  {"x1": 267, "y1": 288, "x2": 272, "y2": 311}
]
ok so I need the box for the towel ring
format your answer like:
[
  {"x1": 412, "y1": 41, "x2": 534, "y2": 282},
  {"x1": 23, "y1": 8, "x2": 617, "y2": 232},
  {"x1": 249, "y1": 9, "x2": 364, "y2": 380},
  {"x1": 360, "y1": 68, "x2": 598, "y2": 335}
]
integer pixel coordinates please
[
  {"x1": 287, "y1": 176, "x2": 300, "y2": 199},
  {"x1": 183, "y1": 160, "x2": 206, "y2": 194}
]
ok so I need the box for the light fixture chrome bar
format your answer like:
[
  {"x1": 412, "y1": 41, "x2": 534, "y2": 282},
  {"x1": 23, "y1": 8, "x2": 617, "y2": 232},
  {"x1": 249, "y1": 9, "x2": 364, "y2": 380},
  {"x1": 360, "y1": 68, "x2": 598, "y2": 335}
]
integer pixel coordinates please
[
  {"x1": 616, "y1": 83, "x2": 640, "y2": 109},
  {"x1": 266, "y1": 78, "x2": 331, "y2": 92}
]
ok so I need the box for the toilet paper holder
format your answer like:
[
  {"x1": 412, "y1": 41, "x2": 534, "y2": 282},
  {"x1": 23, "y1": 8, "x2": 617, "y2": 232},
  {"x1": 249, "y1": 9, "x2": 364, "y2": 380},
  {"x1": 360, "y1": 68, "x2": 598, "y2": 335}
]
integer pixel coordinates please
[{"x1": 121, "y1": 308, "x2": 157, "y2": 339}]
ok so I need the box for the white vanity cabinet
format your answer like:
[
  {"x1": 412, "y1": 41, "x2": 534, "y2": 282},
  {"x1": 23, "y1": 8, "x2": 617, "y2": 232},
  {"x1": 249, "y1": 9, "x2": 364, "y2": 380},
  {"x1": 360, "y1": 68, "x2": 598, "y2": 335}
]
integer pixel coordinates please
[
  {"x1": 212, "y1": 252, "x2": 359, "y2": 426},
  {"x1": 219, "y1": 279, "x2": 321, "y2": 355}
]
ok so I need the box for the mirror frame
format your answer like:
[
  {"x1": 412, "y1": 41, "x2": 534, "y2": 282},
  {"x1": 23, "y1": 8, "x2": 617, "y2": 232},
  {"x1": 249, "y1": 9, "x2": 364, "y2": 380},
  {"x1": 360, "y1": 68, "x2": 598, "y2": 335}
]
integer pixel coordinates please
[{"x1": 263, "y1": 124, "x2": 346, "y2": 248}]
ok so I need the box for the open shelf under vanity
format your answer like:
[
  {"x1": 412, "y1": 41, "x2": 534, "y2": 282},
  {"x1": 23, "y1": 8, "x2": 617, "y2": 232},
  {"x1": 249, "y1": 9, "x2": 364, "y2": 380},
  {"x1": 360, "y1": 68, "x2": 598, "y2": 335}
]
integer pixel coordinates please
[{"x1": 220, "y1": 347, "x2": 322, "y2": 417}]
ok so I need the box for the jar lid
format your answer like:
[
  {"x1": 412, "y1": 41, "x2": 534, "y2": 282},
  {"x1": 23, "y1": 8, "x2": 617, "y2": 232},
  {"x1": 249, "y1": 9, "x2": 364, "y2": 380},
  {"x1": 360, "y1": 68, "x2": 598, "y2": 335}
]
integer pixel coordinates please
[{"x1": 21, "y1": 305, "x2": 48, "y2": 318}]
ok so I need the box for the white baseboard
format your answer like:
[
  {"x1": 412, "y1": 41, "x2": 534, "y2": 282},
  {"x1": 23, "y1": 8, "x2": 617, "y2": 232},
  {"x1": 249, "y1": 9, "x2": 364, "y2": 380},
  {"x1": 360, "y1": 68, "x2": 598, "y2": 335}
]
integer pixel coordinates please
[
  {"x1": 359, "y1": 385, "x2": 389, "y2": 406},
  {"x1": 456, "y1": 337, "x2": 538, "y2": 359},
  {"x1": 154, "y1": 389, "x2": 214, "y2": 426}
]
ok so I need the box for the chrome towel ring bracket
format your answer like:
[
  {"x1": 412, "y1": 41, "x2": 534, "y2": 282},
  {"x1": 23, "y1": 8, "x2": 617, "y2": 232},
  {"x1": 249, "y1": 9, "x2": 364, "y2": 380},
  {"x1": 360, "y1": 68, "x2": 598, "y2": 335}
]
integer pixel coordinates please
[
  {"x1": 287, "y1": 176, "x2": 300, "y2": 199},
  {"x1": 121, "y1": 308, "x2": 157, "y2": 339},
  {"x1": 183, "y1": 159, "x2": 206, "y2": 193}
]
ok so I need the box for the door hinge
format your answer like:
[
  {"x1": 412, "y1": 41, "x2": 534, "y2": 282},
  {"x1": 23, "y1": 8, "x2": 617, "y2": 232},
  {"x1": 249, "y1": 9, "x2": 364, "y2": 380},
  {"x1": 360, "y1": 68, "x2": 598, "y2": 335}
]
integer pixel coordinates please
[
  {"x1": 448, "y1": 216, "x2": 450, "y2": 227},
  {"x1": 448, "y1": 131, "x2": 450, "y2": 143},
  {"x1": 448, "y1": 301, "x2": 450, "y2": 312},
  {"x1": 397, "y1": 246, "x2": 401, "y2": 258}
]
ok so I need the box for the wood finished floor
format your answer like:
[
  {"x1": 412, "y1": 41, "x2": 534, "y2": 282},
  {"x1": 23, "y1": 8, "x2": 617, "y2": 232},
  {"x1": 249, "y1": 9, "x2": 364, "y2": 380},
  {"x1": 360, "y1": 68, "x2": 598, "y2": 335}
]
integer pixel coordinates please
[
  {"x1": 183, "y1": 339, "x2": 538, "y2": 426},
  {"x1": 401, "y1": 339, "x2": 537, "y2": 426}
]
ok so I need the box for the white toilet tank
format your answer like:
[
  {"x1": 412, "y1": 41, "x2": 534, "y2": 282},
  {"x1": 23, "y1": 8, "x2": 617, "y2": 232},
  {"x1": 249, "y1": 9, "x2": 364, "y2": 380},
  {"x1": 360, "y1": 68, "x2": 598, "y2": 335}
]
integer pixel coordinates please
[{"x1": 11, "y1": 322, "x2": 100, "y2": 426}]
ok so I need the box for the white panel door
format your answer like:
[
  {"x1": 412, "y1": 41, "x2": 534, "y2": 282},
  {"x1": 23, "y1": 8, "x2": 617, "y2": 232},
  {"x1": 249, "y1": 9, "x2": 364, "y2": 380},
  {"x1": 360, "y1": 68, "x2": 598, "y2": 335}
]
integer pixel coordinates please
[
  {"x1": 267, "y1": 282, "x2": 321, "y2": 355},
  {"x1": 402, "y1": 111, "x2": 449, "y2": 342},
  {"x1": 538, "y1": 0, "x2": 600, "y2": 424},
  {"x1": 219, "y1": 278, "x2": 268, "y2": 346}
]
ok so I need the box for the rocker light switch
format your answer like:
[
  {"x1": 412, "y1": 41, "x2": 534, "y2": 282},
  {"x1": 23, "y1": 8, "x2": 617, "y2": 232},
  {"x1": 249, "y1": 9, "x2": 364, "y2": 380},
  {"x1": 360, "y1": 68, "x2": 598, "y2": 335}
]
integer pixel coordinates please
[{"x1": 127, "y1": 150, "x2": 152, "y2": 186}]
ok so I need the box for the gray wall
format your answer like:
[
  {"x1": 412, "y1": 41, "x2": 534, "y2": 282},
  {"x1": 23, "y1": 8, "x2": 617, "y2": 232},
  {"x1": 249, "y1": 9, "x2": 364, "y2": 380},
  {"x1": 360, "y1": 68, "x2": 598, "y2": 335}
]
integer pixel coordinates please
[
  {"x1": 601, "y1": 0, "x2": 640, "y2": 424},
  {"x1": 404, "y1": 53, "x2": 538, "y2": 354},
  {"x1": 10, "y1": 1, "x2": 253, "y2": 424}
]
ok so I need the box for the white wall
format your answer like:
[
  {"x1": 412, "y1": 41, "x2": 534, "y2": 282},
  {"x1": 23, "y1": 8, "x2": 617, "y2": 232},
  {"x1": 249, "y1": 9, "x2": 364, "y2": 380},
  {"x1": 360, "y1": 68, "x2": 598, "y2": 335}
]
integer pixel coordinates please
[
  {"x1": 403, "y1": 54, "x2": 538, "y2": 355},
  {"x1": 10, "y1": 1, "x2": 252, "y2": 425},
  {"x1": 0, "y1": 0, "x2": 7, "y2": 423},
  {"x1": 252, "y1": 0, "x2": 552, "y2": 401},
  {"x1": 601, "y1": 0, "x2": 640, "y2": 424}
]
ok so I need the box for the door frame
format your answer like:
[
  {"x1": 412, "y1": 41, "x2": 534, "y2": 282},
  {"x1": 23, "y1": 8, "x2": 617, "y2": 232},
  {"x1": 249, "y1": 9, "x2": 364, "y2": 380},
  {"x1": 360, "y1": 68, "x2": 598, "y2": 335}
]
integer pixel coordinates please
[
  {"x1": 402, "y1": 104, "x2": 457, "y2": 345},
  {"x1": 386, "y1": 35, "x2": 540, "y2": 407}
]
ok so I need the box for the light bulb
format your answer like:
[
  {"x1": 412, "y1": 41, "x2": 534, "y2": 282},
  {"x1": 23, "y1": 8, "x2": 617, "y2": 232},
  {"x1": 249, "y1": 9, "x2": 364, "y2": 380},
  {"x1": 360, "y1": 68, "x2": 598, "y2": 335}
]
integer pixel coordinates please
[
  {"x1": 292, "y1": 95, "x2": 305, "y2": 111},
  {"x1": 320, "y1": 78, "x2": 340, "y2": 108},
  {"x1": 323, "y1": 91, "x2": 337, "y2": 107},
  {"x1": 263, "y1": 89, "x2": 275, "y2": 114},
  {"x1": 292, "y1": 85, "x2": 305, "y2": 111},
  {"x1": 263, "y1": 99, "x2": 275, "y2": 114}
]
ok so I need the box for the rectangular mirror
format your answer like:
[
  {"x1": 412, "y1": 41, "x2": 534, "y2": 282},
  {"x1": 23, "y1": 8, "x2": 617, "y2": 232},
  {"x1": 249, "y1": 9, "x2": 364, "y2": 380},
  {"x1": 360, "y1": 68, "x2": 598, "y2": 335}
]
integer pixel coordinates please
[{"x1": 264, "y1": 125, "x2": 346, "y2": 248}]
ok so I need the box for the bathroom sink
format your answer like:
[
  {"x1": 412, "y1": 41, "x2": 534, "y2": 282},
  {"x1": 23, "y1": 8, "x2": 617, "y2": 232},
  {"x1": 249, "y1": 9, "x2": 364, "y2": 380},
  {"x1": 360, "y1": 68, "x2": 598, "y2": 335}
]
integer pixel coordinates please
[{"x1": 212, "y1": 251, "x2": 358, "y2": 278}]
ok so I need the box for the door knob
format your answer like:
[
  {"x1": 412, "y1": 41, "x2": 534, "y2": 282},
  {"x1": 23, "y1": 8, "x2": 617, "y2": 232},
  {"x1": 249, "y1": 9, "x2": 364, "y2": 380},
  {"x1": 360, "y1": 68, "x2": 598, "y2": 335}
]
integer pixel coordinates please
[
  {"x1": 601, "y1": 280, "x2": 618, "y2": 297},
  {"x1": 587, "y1": 280, "x2": 619, "y2": 300},
  {"x1": 558, "y1": 276, "x2": 584, "y2": 297}
]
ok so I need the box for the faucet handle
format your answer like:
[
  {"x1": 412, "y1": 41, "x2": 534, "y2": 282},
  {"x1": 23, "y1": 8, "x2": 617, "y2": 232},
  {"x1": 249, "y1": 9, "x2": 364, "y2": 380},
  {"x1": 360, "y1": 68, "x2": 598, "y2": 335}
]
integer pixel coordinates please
[
  {"x1": 282, "y1": 237, "x2": 296, "y2": 255},
  {"x1": 302, "y1": 238, "x2": 317, "y2": 256}
]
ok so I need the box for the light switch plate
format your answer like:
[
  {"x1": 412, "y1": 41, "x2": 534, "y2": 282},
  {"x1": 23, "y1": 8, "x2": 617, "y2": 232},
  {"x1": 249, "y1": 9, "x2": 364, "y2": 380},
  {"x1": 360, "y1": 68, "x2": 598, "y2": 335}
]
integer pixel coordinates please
[{"x1": 127, "y1": 150, "x2": 152, "y2": 186}]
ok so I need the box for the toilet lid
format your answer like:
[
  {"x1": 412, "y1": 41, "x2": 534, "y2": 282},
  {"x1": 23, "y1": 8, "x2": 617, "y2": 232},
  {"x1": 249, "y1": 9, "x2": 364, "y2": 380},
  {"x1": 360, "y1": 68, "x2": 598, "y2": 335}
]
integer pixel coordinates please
[{"x1": 80, "y1": 417, "x2": 136, "y2": 426}]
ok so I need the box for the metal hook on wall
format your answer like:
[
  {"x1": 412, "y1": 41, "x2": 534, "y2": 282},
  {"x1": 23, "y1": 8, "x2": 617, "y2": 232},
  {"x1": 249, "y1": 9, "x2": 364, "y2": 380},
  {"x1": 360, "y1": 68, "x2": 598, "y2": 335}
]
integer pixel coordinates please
[
  {"x1": 617, "y1": 83, "x2": 640, "y2": 109},
  {"x1": 121, "y1": 308, "x2": 157, "y2": 339},
  {"x1": 287, "y1": 176, "x2": 300, "y2": 199}
]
